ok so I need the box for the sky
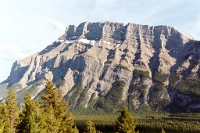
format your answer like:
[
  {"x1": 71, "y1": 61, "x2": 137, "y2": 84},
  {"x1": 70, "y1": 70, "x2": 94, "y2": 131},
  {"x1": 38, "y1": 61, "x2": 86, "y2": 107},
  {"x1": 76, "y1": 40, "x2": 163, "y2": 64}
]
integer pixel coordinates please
[{"x1": 0, "y1": 0, "x2": 199, "y2": 82}]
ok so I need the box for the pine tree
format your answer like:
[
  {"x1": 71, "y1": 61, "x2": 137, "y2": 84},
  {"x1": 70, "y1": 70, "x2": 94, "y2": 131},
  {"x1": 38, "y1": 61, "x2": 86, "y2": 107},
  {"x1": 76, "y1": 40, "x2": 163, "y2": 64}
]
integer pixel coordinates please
[
  {"x1": 18, "y1": 93, "x2": 47, "y2": 133},
  {"x1": 115, "y1": 106, "x2": 138, "y2": 133},
  {"x1": 6, "y1": 88, "x2": 19, "y2": 133},
  {"x1": 161, "y1": 128, "x2": 166, "y2": 133},
  {"x1": 33, "y1": 102, "x2": 48, "y2": 133},
  {"x1": 44, "y1": 105, "x2": 60, "y2": 133},
  {"x1": 0, "y1": 102, "x2": 5, "y2": 133},
  {"x1": 83, "y1": 120, "x2": 96, "y2": 133},
  {"x1": 41, "y1": 79, "x2": 78, "y2": 133},
  {"x1": 0, "y1": 102, "x2": 12, "y2": 133}
]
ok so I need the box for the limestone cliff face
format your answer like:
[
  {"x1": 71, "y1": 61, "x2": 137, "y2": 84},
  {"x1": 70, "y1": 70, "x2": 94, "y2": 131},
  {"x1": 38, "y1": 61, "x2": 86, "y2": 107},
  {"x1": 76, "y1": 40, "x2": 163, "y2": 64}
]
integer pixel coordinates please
[{"x1": 1, "y1": 21, "x2": 200, "y2": 112}]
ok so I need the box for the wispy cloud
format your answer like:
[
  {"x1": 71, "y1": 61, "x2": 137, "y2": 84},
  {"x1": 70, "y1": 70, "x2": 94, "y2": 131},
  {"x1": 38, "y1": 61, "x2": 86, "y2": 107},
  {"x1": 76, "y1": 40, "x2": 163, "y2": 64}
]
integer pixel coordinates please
[
  {"x1": 43, "y1": 17, "x2": 65, "y2": 32},
  {"x1": 0, "y1": 43, "x2": 39, "y2": 61}
]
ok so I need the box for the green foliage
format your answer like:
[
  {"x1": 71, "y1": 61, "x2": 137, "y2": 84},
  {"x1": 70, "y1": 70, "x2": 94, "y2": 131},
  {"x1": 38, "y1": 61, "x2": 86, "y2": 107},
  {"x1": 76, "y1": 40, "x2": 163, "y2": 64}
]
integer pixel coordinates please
[
  {"x1": 74, "y1": 113, "x2": 200, "y2": 133},
  {"x1": 161, "y1": 128, "x2": 166, "y2": 133},
  {"x1": 18, "y1": 93, "x2": 46, "y2": 133},
  {"x1": 175, "y1": 78, "x2": 200, "y2": 95},
  {"x1": 6, "y1": 88, "x2": 19, "y2": 133},
  {"x1": 105, "y1": 60, "x2": 112, "y2": 64},
  {"x1": 169, "y1": 73, "x2": 200, "y2": 95},
  {"x1": 149, "y1": 84, "x2": 170, "y2": 110},
  {"x1": 44, "y1": 105, "x2": 60, "y2": 133},
  {"x1": 0, "y1": 102, "x2": 12, "y2": 133},
  {"x1": 97, "y1": 81, "x2": 126, "y2": 112},
  {"x1": 77, "y1": 88, "x2": 89, "y2": 107},
  {"x1": 71, "y1": 106, "x2": 103, "y2": 115},
  {"x1": 88, "y1": 93, "x2": 97, "y2": 106},
  {"x1": 116, "y1": 64, "x2": 130, "y2": 71},
  {"x1": 3, "y1": 79, "x2": 200, "y2": 132},
  {"x1": 133, "y1": 69, "x2": 150, "y2": 78},
  {"x1": 153, "y1": 71, "x2": 168, "y2": 83},
  {"x1": 133, "y1": 104, "x2": 153, "y2": 114},
  {"x1": 74, "y1": 126, "x2": 79, "y2": 133},
  {"x1": 169, "y1": 73, "x2": 180, "y2": 89},
  {"x1": 94, "y1": 96, "x2": 106, "y2": 111},
  {"x1": 136, "y1": 116, "x2": 200, "y2": 133},
  {"x1": 41, "y1": 79, "x2": 77, "y2": 133},
  {"x1": 130, "y1": 84, "x2": 148, "y2": 100},
  {"x1": 115, "y1": 107, "x2": 138, "y2": 133},
  {"x1": 0, "y1": 80, "x2": 80, "y2": 133},
  {"x1": 41, "y1": 79, "x2": 62, "y2": 109},
  {"x1": 83, "y1": 120, "x2": 97, "y2": 133},
  {"x1": 66, "y1": 84, "x2": 84, "y2": 107}
]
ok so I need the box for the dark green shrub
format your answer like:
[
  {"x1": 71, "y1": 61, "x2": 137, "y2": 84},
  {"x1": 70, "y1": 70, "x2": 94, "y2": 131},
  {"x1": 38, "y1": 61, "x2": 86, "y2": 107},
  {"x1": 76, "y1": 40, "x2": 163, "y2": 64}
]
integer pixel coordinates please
[
  {"x1": 175, "y1": 79, "x2": 200, "y2": 95},
  {"x1": 105, "y1": 60, "x2": 112, "y2": 64},
  {"x1": 77, "y1": 88, "x2": 89, "y2": 106},
  {"x1": 149, "y1": 84, "x2": 170, "y2": 110},
  {"x1": 116, "y1": 64, "x2": 130, "y2": 72},
  {"x1": 95, "y1": 81, "x2": 126, "y2": 112},
  {"x1": 104, "y1": 81, "x2": 126, "y2": 112},
  {"x1": 169, "y1": 73, "x2": 180, "y2": 89},
  {"x1": 133, "y1": 69, "x2": 150, "y2": 78},
  {"x1": 153, "y1": 72, "x2": 168, "y2": 83},
  {"x1": 64, "y1": 84, "x2": 83, "y2": 107}
]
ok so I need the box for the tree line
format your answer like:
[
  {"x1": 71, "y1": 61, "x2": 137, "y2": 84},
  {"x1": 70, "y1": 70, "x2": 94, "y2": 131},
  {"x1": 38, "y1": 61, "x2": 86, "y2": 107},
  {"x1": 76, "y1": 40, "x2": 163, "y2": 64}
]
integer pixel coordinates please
[{"x1": 0, "y1": 79, "x2": 166, "y2": 133}]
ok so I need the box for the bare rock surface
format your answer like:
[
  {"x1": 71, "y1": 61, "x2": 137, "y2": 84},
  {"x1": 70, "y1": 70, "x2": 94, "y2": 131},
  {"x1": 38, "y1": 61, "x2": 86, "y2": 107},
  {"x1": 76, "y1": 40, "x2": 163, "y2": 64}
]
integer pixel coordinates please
[{"x1": 1, "y1": 22, "x2": 200, "y2": 112}]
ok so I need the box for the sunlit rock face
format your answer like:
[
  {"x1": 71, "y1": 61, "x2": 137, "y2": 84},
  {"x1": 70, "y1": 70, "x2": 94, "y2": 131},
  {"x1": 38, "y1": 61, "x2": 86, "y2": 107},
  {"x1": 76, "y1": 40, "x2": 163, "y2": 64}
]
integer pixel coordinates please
[{"x1": 1, "y1": 21, "x2": 200, "y2": 112}]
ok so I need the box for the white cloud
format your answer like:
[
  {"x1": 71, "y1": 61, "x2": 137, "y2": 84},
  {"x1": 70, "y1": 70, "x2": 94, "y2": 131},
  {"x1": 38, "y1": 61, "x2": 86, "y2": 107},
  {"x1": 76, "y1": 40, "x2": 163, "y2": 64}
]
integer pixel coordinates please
[
  {"x1": 0, "y1": 44, "x2": 26, "y2": 61},
  {"x1": 0, "y1": 43, "x2": 34, "y2": 61},
  {"x1": 43, "y1": 17, "x2": 65, "y2": 32}
]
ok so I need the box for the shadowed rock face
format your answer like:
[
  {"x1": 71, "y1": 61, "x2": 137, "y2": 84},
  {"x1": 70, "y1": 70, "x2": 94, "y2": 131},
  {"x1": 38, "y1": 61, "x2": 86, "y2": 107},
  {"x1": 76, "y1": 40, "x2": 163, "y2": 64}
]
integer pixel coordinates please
[{"x1": 1, "y1": 21, "x2": 200, "y2": 112}]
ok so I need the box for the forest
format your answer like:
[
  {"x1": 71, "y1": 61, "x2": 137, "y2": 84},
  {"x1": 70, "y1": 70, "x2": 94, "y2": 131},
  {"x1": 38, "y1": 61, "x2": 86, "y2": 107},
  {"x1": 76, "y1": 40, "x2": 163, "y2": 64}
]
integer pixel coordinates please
[{"x1": 0, "y1": 79, "x2": 200, "y2": 133}]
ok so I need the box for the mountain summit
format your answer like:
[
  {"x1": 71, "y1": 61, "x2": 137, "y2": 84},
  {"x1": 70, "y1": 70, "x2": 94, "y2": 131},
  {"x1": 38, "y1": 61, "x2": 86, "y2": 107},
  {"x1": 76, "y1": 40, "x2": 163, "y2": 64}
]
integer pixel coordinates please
[{"x1": 1, "y1": 22, "x2": 200, "y2": 112}]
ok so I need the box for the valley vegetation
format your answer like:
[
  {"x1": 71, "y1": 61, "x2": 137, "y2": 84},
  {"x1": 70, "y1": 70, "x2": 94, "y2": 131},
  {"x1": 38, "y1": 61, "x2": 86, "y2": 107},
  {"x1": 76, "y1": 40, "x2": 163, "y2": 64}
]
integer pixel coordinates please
[
  {"x1": 0, "y1": 80, "x2": 138, "y2": 133},
  {"x1": 0, "y1": 80, "x2": 200, "y2": 133}
]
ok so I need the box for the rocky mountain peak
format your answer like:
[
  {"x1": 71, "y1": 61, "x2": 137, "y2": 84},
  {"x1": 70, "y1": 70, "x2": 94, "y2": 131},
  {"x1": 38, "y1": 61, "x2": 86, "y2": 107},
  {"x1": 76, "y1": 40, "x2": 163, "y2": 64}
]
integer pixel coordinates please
[{"x1": 1, "y1": 22, "x2": 200, "y2": 112}]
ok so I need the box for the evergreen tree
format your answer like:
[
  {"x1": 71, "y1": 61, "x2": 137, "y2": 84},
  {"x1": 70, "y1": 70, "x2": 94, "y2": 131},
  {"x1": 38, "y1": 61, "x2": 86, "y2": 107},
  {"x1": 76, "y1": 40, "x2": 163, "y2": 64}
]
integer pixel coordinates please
[
  {"x1": 161, "y1": 128, "x2": 166, "y2": 133},
  {"x1": 6, "y1": 88, "x2": 19, "y2": 133},
  {"x1": 18, "y1": 93, "x2": 47, "y2": 133},
  {"x1": 115, "y1": 107, "x2": 138, "y2": 133},
  {"x1": 43, "y1": 105, "x2": 60, "y2": 133},
  {"x1": 0, "y1": 102, "x2": 11, "y2": 133},
  {"x1": 41, "y1": 79, "x2": 78, "y2": 133},
  {"x1": 83, "y1": 120, "x2": 96, "y2": 133}
]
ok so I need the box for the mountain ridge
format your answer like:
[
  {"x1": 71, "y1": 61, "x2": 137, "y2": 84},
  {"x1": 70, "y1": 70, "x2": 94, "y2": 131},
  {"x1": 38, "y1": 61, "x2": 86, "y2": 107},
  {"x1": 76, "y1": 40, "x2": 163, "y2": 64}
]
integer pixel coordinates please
[{"x1": 1, "y1": 21, "x2": 200, "y2": 112}]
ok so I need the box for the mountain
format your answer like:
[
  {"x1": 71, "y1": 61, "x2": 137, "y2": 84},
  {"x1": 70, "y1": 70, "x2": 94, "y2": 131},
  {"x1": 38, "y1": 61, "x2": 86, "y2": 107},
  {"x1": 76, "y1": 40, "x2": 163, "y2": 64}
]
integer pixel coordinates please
[{"x1": 1, "y1": 21, "x2": 200, "y2": 112}]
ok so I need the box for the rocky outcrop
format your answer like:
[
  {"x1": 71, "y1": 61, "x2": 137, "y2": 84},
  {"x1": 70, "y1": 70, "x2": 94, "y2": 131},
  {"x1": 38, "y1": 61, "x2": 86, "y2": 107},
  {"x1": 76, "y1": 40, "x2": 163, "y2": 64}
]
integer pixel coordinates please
[{"x1": 1, "y1": 21, "x2": 200, "y2": 112}]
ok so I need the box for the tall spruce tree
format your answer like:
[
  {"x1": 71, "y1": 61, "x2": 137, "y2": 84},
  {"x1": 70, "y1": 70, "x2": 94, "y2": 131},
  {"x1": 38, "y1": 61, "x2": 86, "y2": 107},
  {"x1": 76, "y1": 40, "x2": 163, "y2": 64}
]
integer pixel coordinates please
[
  {"x1": 18, "y1": 93, "x2": 47, "y2": 133},
  {"x1": 44, "y1": 105, "x2": 60, "y2": 133},
  {"x1": 6, "y1": 88, "x2": 19, "y2": 133},
  {"x1": 0, "y1": 102, "x2": 11, "y2": 133},
  {"x1": 115, "y1": 107, "x2": 138, "y2": 133},
  {"x1": 83, "y1": 120, "x2": 96, "y2": 133},
  {"x1": 41, "y1": 79, "x2": 78, "y2": 133}
]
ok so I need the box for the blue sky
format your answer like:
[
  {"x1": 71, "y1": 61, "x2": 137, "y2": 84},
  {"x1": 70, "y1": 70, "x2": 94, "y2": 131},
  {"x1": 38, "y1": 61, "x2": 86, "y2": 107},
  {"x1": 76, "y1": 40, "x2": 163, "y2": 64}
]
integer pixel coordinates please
[{"x1": 0, "y1": 0, "x2": 199, "y2": 82}]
